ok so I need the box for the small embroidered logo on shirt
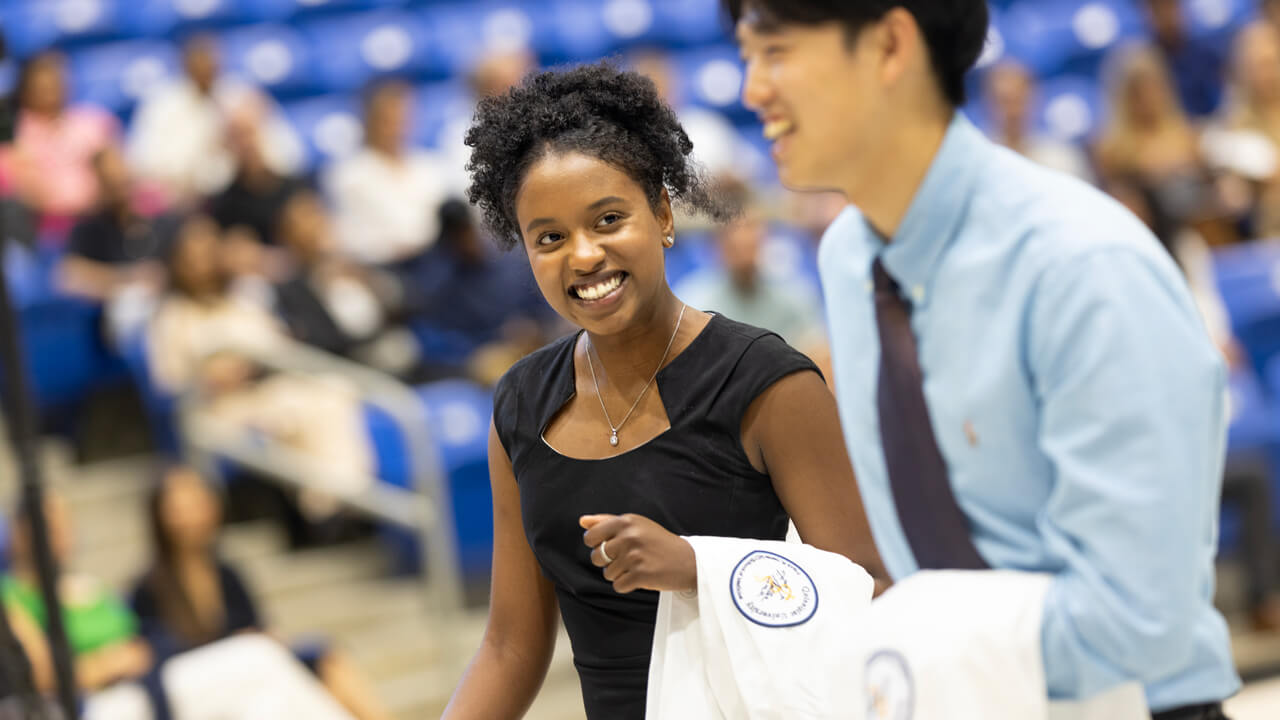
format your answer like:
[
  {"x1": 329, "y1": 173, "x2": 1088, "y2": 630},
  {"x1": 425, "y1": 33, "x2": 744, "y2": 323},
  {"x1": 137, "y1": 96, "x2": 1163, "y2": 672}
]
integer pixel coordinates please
[
  {"x1": 865, "y1": 649, "x2": 913, "y2": 720},
  {"x1": 730, "y1": 550, "x2": 818, "y2": 627},
  {"x1": 963, "y1": 420, "x2": 979, "y2": 448}
]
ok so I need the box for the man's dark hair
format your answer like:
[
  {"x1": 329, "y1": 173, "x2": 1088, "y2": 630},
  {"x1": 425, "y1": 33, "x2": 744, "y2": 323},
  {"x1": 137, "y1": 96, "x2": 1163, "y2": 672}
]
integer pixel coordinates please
[
  {"x1": 725, "y1": 0, "x2": 990, "y2": 106},
  {"x1": 464, "y1": 61, "x2": 734, "y2": 250}
]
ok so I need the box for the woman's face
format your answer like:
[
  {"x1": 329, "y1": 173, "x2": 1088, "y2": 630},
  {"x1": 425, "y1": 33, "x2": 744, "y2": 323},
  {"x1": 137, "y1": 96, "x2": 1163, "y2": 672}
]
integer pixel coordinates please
[
  {"x1": 514, "y1": 151, "x2": 673, "y2": 336},
  {"x1": 172, "y1": 217, "x2": 225, "y2": 296},
  {"x1": 1125, "y1": 63, "x2": 1169, "y2": 126},
  {"x1": 160, "y1": 470, "x2": 222, "y2": 553}
]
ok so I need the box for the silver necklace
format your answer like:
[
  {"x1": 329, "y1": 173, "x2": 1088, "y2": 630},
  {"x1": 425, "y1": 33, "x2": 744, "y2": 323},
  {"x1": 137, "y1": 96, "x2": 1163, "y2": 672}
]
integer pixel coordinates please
[{"x1": 585, "y1": 303, "x2": 687, "y2": 447}]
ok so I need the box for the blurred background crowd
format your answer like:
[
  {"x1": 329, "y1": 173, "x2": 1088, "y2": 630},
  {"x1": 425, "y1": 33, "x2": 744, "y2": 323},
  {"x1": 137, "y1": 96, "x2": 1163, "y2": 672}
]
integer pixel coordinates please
[{"x1": 2, "y1": 0, "x2": 1280, "y2": 717}]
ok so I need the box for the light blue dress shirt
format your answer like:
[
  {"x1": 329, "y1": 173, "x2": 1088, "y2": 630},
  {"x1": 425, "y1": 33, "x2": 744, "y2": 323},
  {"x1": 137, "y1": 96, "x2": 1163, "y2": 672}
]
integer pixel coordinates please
[{"x1": 819, "y1": 114, "x2": 1240, "y2": 711}]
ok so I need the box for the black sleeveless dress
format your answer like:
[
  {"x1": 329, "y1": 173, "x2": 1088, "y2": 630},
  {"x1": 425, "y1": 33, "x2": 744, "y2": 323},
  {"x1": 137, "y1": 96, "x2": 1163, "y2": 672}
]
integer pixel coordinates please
[{"x1": 492, "y1": 314, "x2": 819, "y2": 719}]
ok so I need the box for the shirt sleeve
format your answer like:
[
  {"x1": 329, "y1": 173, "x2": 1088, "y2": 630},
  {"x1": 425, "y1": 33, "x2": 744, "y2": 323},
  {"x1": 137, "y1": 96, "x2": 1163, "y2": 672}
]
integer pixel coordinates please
[{"x1": 1026, "y1": 247, "x2": 1228, "y2": 699}]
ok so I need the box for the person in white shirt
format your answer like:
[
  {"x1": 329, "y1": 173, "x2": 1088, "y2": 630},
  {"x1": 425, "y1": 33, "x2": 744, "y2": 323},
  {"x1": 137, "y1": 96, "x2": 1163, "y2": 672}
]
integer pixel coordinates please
[
  {"x1": 127, "y1": 35, "x2": 303, "y2": 205},
  {"x1": 323, "y1": 79, "x2": 450, "y2": 267}
]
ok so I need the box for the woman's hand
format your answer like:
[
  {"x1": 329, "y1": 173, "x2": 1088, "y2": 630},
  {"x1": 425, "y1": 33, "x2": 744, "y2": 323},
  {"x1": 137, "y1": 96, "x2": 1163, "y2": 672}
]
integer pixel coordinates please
[{"x1": 580, "y1": 514, "x2": 696, "y2": 594}]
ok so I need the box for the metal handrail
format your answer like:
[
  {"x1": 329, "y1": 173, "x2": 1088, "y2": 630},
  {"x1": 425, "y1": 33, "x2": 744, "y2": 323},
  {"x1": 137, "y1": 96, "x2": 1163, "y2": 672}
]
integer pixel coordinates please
[{"x1": 174, "y1": 338, "x2": 466, "y2": 657}]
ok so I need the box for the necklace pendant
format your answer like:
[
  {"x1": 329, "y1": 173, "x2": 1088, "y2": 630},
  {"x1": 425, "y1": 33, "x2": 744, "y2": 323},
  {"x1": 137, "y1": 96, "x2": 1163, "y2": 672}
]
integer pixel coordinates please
[{"x1": 609, "y1": 431, "x2": 619, "y2": 447}]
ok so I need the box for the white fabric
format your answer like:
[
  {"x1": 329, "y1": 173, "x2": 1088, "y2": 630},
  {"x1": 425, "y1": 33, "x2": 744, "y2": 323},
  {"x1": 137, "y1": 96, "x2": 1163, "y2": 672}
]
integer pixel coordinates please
[
  {"x1": 83, "y1": 635, "x2": 353, "y2": 720},
  {"x1": 648, "y1": 541, "x2": 1151, "y2": 720},
  {"x1": 647, "y1": 536, "x2": 875, "y2": 719},
  {"x1": 127, "y1": 77, "x2": 304, "y2": 199},
  {"x1": 323, "y1": 147, "x2": 451, "y2": 265}
]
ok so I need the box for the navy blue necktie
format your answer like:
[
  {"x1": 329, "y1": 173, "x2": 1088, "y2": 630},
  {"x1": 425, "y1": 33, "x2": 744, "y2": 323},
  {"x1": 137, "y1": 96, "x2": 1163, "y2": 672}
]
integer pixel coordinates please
[{"x1": 872, "y1": 258, "x2": 988, "y2": 570}]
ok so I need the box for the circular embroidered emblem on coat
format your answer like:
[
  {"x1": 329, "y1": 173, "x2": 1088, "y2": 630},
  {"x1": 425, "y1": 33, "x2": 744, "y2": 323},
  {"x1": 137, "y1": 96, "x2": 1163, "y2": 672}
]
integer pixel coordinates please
[
  {"x1": 865, "y1": 649, "x2": 914, "y2": 720},
  {"x1": 729, "y1": 550, "x2": 819, "y2": 627}
]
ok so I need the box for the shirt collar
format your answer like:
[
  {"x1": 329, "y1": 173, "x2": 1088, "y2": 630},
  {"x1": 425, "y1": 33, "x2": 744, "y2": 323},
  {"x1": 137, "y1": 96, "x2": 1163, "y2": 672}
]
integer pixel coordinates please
[{"x1": 867, "y1": 113, "x2": 985, "y2": 305}]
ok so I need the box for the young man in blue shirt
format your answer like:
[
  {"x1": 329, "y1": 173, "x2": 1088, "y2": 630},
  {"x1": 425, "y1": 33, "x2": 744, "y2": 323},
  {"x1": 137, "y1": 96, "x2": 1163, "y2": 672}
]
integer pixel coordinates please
[{"x1": 728, "y1": 1, "x2": 1239, "y2": 717}]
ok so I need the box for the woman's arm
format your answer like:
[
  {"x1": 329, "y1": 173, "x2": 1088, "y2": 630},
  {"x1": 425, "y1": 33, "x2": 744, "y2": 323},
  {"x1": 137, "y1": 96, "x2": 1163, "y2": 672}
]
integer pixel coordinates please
[
  {"x1": 742, "y1": 370, "x2": 891, "y2": 593},
  {"x1": 6, "y1": 603, "x2": 151, "y2": 692},
  {"x1": 442, "y1": 423, "x2": 560, "y2": 719}
]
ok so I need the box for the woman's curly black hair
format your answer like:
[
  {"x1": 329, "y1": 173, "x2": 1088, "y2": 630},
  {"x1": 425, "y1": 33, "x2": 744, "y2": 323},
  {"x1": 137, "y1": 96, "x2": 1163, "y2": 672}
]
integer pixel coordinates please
[{"x1": 464, "y1": 61, "x2": 735, "y2": 249}]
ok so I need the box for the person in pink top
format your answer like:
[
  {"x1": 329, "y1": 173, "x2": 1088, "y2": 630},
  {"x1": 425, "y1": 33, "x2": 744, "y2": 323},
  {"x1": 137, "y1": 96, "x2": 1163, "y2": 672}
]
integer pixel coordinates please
[{"x1": 2, "y1": 51, "x2": 120, "y2": 240}]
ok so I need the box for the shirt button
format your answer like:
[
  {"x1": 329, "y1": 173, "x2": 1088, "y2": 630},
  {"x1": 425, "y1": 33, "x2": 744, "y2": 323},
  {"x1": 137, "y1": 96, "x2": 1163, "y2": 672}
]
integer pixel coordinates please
[{"x1": 912, "y1": 285, "x2": 925, "y2": 302}]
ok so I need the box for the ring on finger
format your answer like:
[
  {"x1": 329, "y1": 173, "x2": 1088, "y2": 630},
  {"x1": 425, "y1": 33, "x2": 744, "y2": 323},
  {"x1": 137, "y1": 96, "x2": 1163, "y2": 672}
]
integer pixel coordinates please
[{"x1": 600, "y1": 539, "x2": 613, "y2": 564}]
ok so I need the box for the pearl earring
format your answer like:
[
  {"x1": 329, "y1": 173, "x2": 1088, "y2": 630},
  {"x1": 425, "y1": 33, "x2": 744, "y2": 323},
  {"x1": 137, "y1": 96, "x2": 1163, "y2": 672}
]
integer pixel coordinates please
[{"x1": 663, "y1": 234, "x2": 675, "y2": 248}]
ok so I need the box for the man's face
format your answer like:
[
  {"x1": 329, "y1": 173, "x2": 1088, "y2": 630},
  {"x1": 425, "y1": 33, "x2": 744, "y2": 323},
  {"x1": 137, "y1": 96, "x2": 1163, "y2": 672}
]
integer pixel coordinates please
[{"x1": 737, "y1": 18, "x2": 886, "y2": 194}]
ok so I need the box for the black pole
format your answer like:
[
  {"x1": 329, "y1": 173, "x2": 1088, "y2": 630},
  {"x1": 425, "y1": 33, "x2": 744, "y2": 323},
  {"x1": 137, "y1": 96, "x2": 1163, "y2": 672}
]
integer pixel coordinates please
[{"x1": 0, "y1": 83, "x2": 78, "y2": 720}]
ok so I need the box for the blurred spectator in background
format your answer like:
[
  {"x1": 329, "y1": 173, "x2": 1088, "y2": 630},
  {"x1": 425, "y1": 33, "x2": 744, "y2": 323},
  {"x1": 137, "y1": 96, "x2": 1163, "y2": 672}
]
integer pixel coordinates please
[
  {"x1": 404, "y1": 199, "x2": 554, "y2": 385},
  {"x1": 0, "y1": 50, "x2": 120, "y2": 238},
  {"x1": 676, "y1": 181, "x2": 824, "y2": 355},
  {"x1": 145, "y1": 213, "x2": 373, "y2": 506},
  {"x1": 1095, "y1": 44, "x2": 1233, "y2": 245},
  {"x1": 1142, "y1": 0, "x2": 1225, "y2": 117},
  {"x1": 3, "y1": 492, "x2": 153, "y2": 694},
  {"x1": 982, "y1": 60, "x2": 1094, "y2": 182},
  {"x1": 1263, "y1": 0, "x2": 1280, "y2": 34},
  {"x1": 208, "y1": 108, "x2": 306, "y2": 251},
  {"x1": 1207, "y1": 21, "x2": 1280, "y2": 238},
  {"x1": 57, "y1": 146, "x2": 167, "y2": 343},
  {"x1": 325, "y1": 79, "x2": 449, "y2": 267},
  {"x1": 272, "y1": 188, "x2": 418, "y2": 377},
  {"x1": 630, "y1": 48, "x2": 755, "y2": 185},
  {"x1": 132, "y1": 466, "x2": 392, "y2": 720},
  {"x1": 440, "y1": 49, "x2": 536, "y2": 195},
  {"x1": 128, "y1": 35, "x2": 303, "y2": 206},
  {"x1": 58, "y1": 146, "x2": 165, "y2": 302}
]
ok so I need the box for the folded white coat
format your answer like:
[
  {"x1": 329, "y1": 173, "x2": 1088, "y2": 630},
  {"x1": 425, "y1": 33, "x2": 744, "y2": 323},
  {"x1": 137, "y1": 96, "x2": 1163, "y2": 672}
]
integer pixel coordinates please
[{"x1": 647, "y1": 537, "x2": 1150, "y2": 720}]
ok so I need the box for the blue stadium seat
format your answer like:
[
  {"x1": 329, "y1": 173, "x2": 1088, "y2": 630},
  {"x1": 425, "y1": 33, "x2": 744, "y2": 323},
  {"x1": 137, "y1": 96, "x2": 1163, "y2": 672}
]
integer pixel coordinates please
[
  {"x1": 671, "y1": 45, "x2": 749, "y2": 123},
  {"x1": 1034, "y1": 73, "x2": 1104, "y2": 142},
  {"x1": 996, "y1": 1, "x2": 1078, "y2": 77},
  {"x1": 371, "y1": 379, "x2": 494, "y2": 576},
  {"x1": 66, "y1": 39, "x2": 180, "y2": 115},
  {"x1": 545, "y1": 0, "x2": 659, "y2": 62},
  {"x1": 300, "y1": 10, "x2": 439, "y2": 92},
  {"x1": 218, "y1": 23, "x2": 313, "y2": 96},
  {"x1": 287, "y1": 0, "x2": 406, "y2": 17},
  {"x1": 409, "y1": 79, "x2": 468, "y2": 151},
  {"x1": 281, "y1": 92, "x2": 362, "y2": 170},
  {"x1": 651, "y1": 0, "x2": 727, "y2": 47},
  {"x1": 1, "y1": 0, "x2": 125, "y2": 59},
  {"x1": 1184, "y1": 0, "x2": 1253, "y2": 40},
  {"x1": 12, "y1": 298, "x2": 128, "y2": 412},
  {"x1": 1214, "y1": 241, "x2": 1280, "y2": 375},
  {"x1": 118, "y1": 327, "x2": 182, "y2": 456},
  {"x1": 117, "y1": 0, "x2": 254, "y2": 38},
  {"x1": 421, "y1": 1, "x2": 553, "y2": 77}
]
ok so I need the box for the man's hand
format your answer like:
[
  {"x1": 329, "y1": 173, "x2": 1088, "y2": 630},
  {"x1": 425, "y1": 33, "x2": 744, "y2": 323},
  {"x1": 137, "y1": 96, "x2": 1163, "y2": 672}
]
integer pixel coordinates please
[{"x1": 580, "y1": 514, "x2": 697, "y2": 594}]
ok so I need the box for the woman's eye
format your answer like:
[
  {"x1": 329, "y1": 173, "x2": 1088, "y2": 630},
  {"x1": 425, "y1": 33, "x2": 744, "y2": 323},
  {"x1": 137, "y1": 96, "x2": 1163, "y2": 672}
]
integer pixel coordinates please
[
  {"x1": 537, "y1": 232, "x2": 563, "y2": 246},
  {"x1": 598, "y1": 213, "x2": 623, "y2": 227}
]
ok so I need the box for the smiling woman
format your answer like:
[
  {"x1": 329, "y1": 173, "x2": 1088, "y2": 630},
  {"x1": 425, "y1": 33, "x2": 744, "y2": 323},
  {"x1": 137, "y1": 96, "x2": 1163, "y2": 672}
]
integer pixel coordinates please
[{"x1": 442, "y1": 62, "x2": 887, "y2": 720}]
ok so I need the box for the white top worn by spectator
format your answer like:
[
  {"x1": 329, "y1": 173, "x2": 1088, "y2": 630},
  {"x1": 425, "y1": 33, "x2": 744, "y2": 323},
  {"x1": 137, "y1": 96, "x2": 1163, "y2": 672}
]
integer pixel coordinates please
[
  {"x1": 324, "y1": 146, "x2": 450, "y2": 265},
  {"x1": 128, "y1": 77, "x2": 303, "y2": 201}
]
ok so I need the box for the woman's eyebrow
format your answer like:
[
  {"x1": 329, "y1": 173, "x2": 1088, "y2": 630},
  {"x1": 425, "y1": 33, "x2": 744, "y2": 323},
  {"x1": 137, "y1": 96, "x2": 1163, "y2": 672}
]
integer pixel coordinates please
[
  {"x1": 525, "y1": 217, "x2": 556, "y2": 233},
  {"x1": 586, "y1": 196, "x2": 626, "y2": 211}
]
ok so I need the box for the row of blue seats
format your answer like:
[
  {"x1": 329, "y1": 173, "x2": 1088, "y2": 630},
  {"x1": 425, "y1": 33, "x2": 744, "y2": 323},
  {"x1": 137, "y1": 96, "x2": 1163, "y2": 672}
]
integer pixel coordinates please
[
  {"x1": 1, "y1": 0, "x2": 727, "y2": 65},
  {"x1": 985, "y1": 0, "x2": 1251, "y2": 78},
  {"x1": 279, "y1": 43, "x2": 750, "y2": 168}
]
